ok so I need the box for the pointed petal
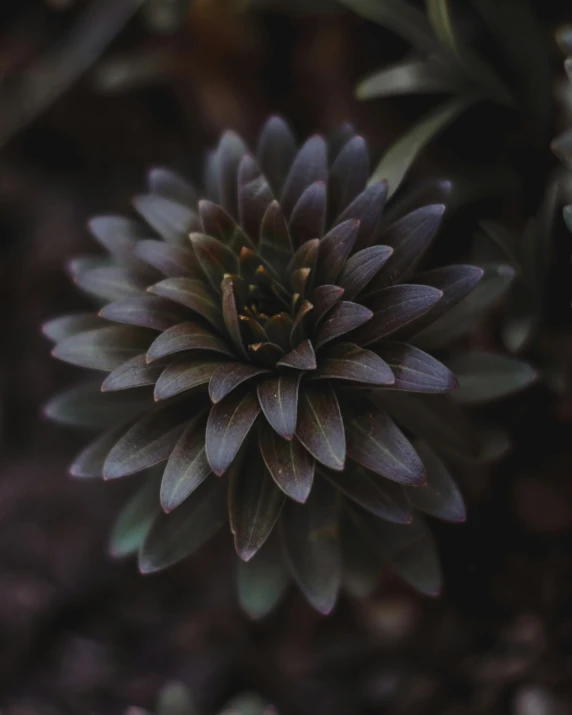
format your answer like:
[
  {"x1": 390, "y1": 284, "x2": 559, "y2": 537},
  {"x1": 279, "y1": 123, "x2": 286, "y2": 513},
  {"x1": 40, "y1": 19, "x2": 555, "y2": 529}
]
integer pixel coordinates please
[
  {"x1": 257, "y1": 116, "x2": 297, "y2": 195},
  {"x1": 288, "y1": 181, "x2": 327, "y2": 245},
  {"x1": 407, "y1": 442, "x2": 465, "y2": 522},
  {"x1": 133, "y1": 239, "x2": 200, "y2": 278},
  {"x1": 133, "y1": 194, "x2": 199, "y2": 245},
  {"x1": 99, "y1": 296, "x2": 189, "y2": 332},
  {"x1": 217, "y1": 130, "x2": 248, "y2": 218},
  {"x1": 316, "y1": 219, "x2": 359, "y2": 284},
  {"x1": 329, "y1": 135, "x2": 369, "y2": 217},
  {"x1": 102, "y1": 354, "x2": 165, "y2": 392},
  {"x1": 154, "y1": 356, "x2": 227, "y2": 401},
  {"x1": 190, "y1": 233, "x2": 239, "y2": 292},
  {"x1": 148, "y1": 278, "x2": 223, "y2": 330},
  {"x1": 335, "y1": 181, "x2": 387, "y2": 250},
  {"x1": 238, "y1": 154, "x2": 274, "y2": 241}
]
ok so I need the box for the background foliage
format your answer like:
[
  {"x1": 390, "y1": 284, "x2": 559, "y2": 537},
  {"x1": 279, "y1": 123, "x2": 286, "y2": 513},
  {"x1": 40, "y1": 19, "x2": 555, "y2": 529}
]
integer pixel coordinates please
[{"x1": 0, "y1": 1, "x2": 571, "y2": 713}]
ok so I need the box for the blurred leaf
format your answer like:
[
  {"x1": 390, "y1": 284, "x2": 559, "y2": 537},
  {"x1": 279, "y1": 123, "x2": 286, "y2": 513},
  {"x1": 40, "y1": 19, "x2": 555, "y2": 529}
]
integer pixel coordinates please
[
  {"x1": 369, "y1": 95, "x2": 475, "y2": 197},
  {"x1": 357, "y1": 58, "x2": 460, "y2": 99},
  {"x1": 237, "y1": 533, "x2": 289, "y2": 619},
  {"x1": 340, "y1": 509, "x2": 382, "y2": 598},
  {"x1": 110, "y1": 475, "x2": 161, "y2": 558},
  {"x1": 407, "y1": 441, "x2": 465, "y2": 521},
  {"x1": 446, "y1": 352, "x2": 537, "y2": 404},
  {"x1": 281, "y1": 478, "x2": 341, "y2": 614},
  {"x1": 139, "y1": 476, "x2": 226, "y2": 573}
]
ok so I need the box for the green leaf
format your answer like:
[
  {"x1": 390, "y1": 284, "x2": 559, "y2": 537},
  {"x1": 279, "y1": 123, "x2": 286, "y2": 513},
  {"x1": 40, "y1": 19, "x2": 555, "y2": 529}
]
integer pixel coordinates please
[
  {"x1": 160, "y1": 411, "x2": 211, "y2": 512},
  {"x1": 257, "y1": 375, "x2": 301, "y2": 440},
  {"x1": 229, "y1": 451, "x2": 285, "y2": 561},
  {"x1": 446, "y1": 352, "x2": 537, "y2": 404},
  {"x1": 369, "y1": 96, "x2": 475, "y2": 197},
  {"x1": 296, "y1": 385, "x2": 346, "y2": 471},
  {"x1": 52, "y1": 326, "x2": 155, "y2": 372},
  {"x1": 103, "y1": 404, "x2": 189, "y2": 479},
  {"x1": 314, "y1": 343, "x2": 395, "y2": 385},
  {"x1": 357, "y1": 58, "x2": 460, "y2": 99},
  {"x1": 156, "y1": 681, "x2": 198, "y2": 715},
  {"x1": 281, "y1": 477, "x2": 341, "y2": 614},
  {"x1": 139, "y1": 476, "x2": 226, "y2": 573},
  {"x1": 44, "y1": 380, "x2": 148, "y2": 429},
  {"x1": 258, "y1": 421, "x2": 315, "y2": 503},
  {"x1": 324, "y1": 465, "x2": 412, "y2": 523},
  {"x1": 237, "y1": 533, "x2": 289, "y2": 619},
  {"x1": 148, "y1": 278, "x2": 223, "y2": 331},
  {"x1": 154, "y1": 357, "x2": 227, "y2": 401},
  {"x1": 70, "y1": 423, "x2": 131, "y2": 478},
  {"x1": 206, "y1": 391, "x2": 261, "y2": 476},
  {"x1": 346, "y1": 403, "x2": 426, "y2": 485},
  {"x1": 340, "y1": 508, "x2": 382, "y2": 599},
  {"x1": 147, "y1": 322, "x2": 234, "y2": 362},
  {"x1": 407, "y1": 441, "x2": 465, "y2": 522},
  {"x1": 102, "y1": 354, "x2": 166, "y2": 392},
  {"x1": 42, "y1": 313, "x2": 103, "y2": 343},
  {"x1": 109, "y1": 476, "x2": 161, "y2": 558}
]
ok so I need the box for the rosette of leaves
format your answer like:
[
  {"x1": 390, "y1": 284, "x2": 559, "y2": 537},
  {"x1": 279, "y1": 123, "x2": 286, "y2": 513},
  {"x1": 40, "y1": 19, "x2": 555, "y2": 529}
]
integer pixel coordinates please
[
  {"x1": 44, "y1": 117, "x2": 535, "y2": 616},
  {"x1": 339, "y1": 0, "x2": 553, "y2": 197},
  {"x1": 126, "y1": 682, "x2": 276, "y2": 715}
]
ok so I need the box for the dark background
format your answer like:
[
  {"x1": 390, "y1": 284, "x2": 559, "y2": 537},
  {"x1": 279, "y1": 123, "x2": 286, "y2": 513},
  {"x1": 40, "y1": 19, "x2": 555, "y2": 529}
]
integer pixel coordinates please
[{"x1": 1, "y1": 1, "x2": 572, "y2": 712}]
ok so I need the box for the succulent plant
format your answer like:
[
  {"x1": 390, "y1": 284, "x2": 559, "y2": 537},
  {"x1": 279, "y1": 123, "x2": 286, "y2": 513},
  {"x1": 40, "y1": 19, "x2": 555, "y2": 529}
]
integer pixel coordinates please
[
  {"x1": 126, "y1": 682, "x2": 276, "y2": 715},
  {"x1": 44, "y1": 116, "x2": 535, "y2": 616}
]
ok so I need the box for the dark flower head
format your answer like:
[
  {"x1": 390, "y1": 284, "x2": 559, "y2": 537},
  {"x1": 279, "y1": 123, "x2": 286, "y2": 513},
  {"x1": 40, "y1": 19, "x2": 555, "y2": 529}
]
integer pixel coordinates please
[{"x1": 44, "y1": 117, "x2": 534, "y2": 616}]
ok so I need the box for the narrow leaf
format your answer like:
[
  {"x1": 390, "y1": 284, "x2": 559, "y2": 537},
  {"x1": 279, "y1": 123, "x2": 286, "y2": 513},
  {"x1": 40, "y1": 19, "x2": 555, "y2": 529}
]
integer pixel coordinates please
[
  {"x1": 315, "y1": 301, "x2": 373, "y2": 349},
  {"x1": 229, "y1": 452, "x2": 285, "y2": 561},
  {"x1": 281, "y1": 478, "x2": 341, "y2": 614},
  {"x1": 52, "y1": 326, "x2": 155, "y2": 372},
  {"x1": 133, "y1": 194, "x2": 198, "y2": 245},
  {"x1": 317, "y1": 219, "x2": 359, "y2": 284},
  {"x1": 288, "y1": 181, "x2": 327, "y2": 245},
  {"x1": 312, "y1": 285, "x2": 345, "y2": 324},
  {"x1": 356, "y1": 58, "x2": 460, "y2": 98},
  {"x1": 375, "y1": 341, "x2": 457, "y2": 393},
  {"x1": 154, "y1": 357, "x2": 227, "y2": 401},
  {"x1": 354, "y1": 284, "x2": 442, "y2": 345},
  {"x1": 209, "y1": 363, "x2": 270, "y2": 403},
  {"x1": 369, "y1": 96, "x2": 475, "y2": 197},
  {"x1": 237, "y1": 154, "x2": 274, "y2": 241},
  {"x1": 139, "y1": 477, "x2": 226, "y2": 573},
  {"x1": 70, "y1": 423, "x2": 130, "y2": 478},
  {"x1": 206, "y1": 391, "x2": 261, "y2": 476},
  {"x1": 407, "y1": 442, "x2": 465, "y2": 522},
  {"x1": 99, "y1": 296, "x2": 188, "y2": 332},
  {"x1": 102, "y1": 354, "x2": 165, "y2": 392},
  {"x1": 277, "y1": 339, "x2": 317, "y2": 371},
  {"x1": 42, "y1": 313, "x2": 103, "y2": 343},
  {"x1": 161, "y1": 411, "x2": 211, "y2": 512},
  {"x1": 257, "y1": 115, "x2": 297, "y2": 195},
  {"x1": 148, "y1": 278, "x2": 223, "y2": 330},
  {"x1": 259, "y1": 422, "x2": 315, "y2": 503},
  {"x1": 147, "y1": 322, "x2": 234, "y2": 362},
  {"x1": 315, "y1": 343, "x2": 395, "y2": 385},
  {"x1": 335, "y1": 182, "x2": 387, "y2": 250},
  {"x1": 329, "y1": 135, "x2": 369, "y2": 216},
  {"x1": 445, "y1": 352, "x2": 537, "y2": 404},
  {"x1": 281, "y1": 135, "x2": 328, "y2": 218},
  {"x1": 296, "y1": 385, "x2": 346, "y2": 471},
  {"x1": 221, "y1": 276, "x2": 248, "y2": 358},
  {"x1": 134, "y1": 239, "x2": 200, "y2": 278},
  {"x1": 190, "y1": 233, "x2": 238, "y2": 292},
  {"x1": 103, "y1": 404, "x2": 189, "y2": 479},
  {"x1": 257, "y1": 374, "x2": 301, "y2": 440},
  {"x1": 346, "y1": 404, "x2": 425, "y2": 485},
  {"x1": 337, "y1": 245, "x2": 393, "y2": 300}
]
